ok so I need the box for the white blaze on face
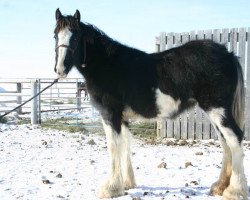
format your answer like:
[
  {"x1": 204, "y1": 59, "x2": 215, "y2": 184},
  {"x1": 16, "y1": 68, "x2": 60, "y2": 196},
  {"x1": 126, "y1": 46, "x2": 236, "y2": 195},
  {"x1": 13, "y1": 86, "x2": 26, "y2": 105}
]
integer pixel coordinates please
[{"x1": 56, "y1": 27, "x2": 72, "y2": 78}]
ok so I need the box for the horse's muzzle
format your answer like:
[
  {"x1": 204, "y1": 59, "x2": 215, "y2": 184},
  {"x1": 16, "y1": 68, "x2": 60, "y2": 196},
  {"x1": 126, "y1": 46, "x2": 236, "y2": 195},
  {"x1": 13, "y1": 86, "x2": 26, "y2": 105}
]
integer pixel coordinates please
[{"x1": 55, "y1": 66, "x2": 67, "y2": 78}]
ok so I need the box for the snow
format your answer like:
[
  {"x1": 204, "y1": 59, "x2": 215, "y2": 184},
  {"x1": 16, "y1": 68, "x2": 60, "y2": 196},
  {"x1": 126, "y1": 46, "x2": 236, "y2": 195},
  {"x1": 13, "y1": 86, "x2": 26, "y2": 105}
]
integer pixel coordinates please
[{"x1": 0, "y1": 124, "x2": 250, "y2": 200}]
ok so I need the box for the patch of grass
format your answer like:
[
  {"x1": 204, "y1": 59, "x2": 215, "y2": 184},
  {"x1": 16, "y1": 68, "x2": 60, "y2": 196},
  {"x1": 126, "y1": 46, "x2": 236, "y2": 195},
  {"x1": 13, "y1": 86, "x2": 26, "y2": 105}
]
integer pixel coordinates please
[
  {"x1": 129, "y1": 122, "x2": 157, "y2": 139},
  {"x1": 86, "y1": 126, "x2": 104, "y2": 135},
  {"x1": 42, "y1": 124, "x2": 86, "y2": 133},
  {"x1": 40, "y1": 99, "x2": 47, "y2": 103},
  {"x1": 41, "y1": 118, "x2": 86, "y2": 133},
  {"x1": 41, "y1": 118, "x2": 97, "y2": 133},
  {"x1": 42, "y1": 118, "x2": 68, "y2": 124},
  {"x1": 50, "y1": 100, "x2": 64, "y2": 105},
  {"x1": 67, "y1": 98, "x2": 76, "y2": 104},
  {"x1": 41, "y1": 117, "x2": 156, "y2": 138},
  {"x1": 17, "y1": 118, "x2": 30, "y2": 125}
]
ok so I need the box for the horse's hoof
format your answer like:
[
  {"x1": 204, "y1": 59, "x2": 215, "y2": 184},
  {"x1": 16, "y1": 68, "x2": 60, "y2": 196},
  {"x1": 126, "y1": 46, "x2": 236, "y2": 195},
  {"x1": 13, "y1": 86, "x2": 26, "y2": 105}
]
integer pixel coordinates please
[
  {"x1": 98, "y1": 181, "x2": 124, "y2": 198},
  {"x1": 222, "y1": 185, "x2": 248, "y2": 200},
  {"x1": 210, "y1": 181, "x2": 228, "y2": 196},
  {"x1": 124, "y1": 180, "x2": 136, "y2": 190}
]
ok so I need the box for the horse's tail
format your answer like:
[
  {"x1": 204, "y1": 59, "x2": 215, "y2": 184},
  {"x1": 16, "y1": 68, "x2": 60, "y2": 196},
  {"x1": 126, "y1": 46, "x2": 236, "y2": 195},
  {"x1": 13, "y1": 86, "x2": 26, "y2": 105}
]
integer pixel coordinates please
[{"x1": 232, "y1": 56, "x2": 245, "y2": 131}]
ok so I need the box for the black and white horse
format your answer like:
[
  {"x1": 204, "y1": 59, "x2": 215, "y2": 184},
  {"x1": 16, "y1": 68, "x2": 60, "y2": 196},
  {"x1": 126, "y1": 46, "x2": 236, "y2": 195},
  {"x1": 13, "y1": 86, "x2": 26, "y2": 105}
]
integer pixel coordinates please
[{"x1": 53, "y1": 9, "x2": 248, "y2": 199}]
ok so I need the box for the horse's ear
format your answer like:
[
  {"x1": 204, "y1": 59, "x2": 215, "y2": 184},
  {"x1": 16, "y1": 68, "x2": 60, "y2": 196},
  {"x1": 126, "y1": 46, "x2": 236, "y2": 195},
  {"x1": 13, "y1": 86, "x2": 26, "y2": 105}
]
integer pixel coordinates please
[
  {"x1": 55, "y1": 8, "x2": 62, "y2": 20},
  {"x1": 74, "y1": 9, "x2": 81, "y2": 22}
]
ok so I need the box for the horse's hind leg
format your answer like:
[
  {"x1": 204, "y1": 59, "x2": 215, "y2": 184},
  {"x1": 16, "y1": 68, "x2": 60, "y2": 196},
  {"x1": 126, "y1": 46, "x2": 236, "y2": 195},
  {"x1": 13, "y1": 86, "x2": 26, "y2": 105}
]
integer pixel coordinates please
[
  {"x1": 208, "y1": 108, "x2": 248, "y2": 200},
  {"x1": 209, "y1": 129, "x2": 232, "y2": 196}
]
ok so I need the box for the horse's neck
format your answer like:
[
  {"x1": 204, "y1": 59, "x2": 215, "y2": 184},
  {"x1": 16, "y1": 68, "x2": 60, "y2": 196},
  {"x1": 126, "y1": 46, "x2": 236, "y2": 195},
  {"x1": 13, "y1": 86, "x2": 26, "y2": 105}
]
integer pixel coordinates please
[
  {"x1": 79, "y1": 32, "x2": 148, "y2": 83},
  {"x1": 87, "y1": 40, "x2": 145, "y2": 70},
  {"x1": 85, "y1": 38, "x2": 120, "y2": 64}
]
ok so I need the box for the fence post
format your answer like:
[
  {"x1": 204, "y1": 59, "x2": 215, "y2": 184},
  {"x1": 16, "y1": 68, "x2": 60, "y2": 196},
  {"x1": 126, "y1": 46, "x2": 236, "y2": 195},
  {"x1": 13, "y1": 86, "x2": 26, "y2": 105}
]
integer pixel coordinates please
[
  {"x1": 16, "y1": 83, "x2": 22, "y2": 114},
  {"x1": 156, "y1": 32, "x2": 167, "y2": 138},
  {"x1": 245, "y1": 27, "x2": 250, "y2": 140},
  {"x1": 37, "y1": 79, "x2": 41, "y2": 124},
  {"x1": 157, "y1": 119, "x2": 166, "y2": 138},
  {"x1": 155, "y1": 36, "x2": 160, "y2": 52},
  {"x1": 31, "y1": 80, "x2": 39, "y2": 125},
  {"x1": 76, "y1": 80, "x2": 81, "y2": 111}
]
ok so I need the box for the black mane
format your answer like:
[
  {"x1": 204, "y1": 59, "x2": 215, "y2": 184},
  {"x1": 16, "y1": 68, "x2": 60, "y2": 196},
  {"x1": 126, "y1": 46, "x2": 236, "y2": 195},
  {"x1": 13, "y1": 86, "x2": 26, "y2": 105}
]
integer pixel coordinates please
[
  {"x1": 81, "y1": 22, "x2": 146, "y2": 57},
  {"x1": 55, "y1": 14, "x2": 146, "y2": 59}
]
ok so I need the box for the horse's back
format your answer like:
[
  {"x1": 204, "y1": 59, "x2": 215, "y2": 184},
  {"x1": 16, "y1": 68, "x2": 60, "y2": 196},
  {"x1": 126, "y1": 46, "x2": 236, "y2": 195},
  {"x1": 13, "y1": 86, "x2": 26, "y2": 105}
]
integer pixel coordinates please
[{"x1": 154, "y1": 40, "x2": 239, "y2": 110}]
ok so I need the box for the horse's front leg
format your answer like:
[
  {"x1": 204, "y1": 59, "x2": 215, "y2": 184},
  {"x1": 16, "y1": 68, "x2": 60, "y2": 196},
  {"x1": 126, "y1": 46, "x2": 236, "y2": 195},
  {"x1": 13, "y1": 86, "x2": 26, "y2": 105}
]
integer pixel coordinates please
[
  {"x1": 121, "y1": 123, "x2": 136, "y2": 190},
  {"x1": 98, "y1": 120, "x2": 124, "y2": 198}
]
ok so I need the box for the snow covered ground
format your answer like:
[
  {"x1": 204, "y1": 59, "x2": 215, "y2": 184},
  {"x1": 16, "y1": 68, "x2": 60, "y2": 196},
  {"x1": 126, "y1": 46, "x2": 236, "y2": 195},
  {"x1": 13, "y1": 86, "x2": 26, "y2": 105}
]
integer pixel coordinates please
[{"x1": 0, "y1": 124, "x2": 250, "y2": 200}]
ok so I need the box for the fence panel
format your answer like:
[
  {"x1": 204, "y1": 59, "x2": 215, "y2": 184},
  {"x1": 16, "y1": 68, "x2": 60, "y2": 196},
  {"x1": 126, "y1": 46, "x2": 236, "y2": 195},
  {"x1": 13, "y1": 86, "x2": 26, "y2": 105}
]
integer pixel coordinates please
[
  {"x1": 230, "y1": 28, "x2": 238, "y2": 53},
  {"x1": 188, "y1": 31, "x2": 196, "y2": 139},
  {"x1": 173, "y1": 33, "x2": 181, "y2": 139},
  {"x1": 246, "y1": 28, "x2": 250, "y2": 140},
  {"x1": 238, "y1": 28, "x2": 246, "y2": 73},
  {"x1": 222, "y1": 28, "x2": 229, "y2": 48},
  {"x1": 156, "y1": 27, "x2": 250, "y2": 140},
  {"x1": 213, "y1": 29, "x2": 221, "y2": 43},
  {"x1": 0, "y1": 81, "x2": 24, "y2": 114},
  {"x1": 166, "y1": 32, "x2": 174, "y2": 138},
  {"x1": 180, "y1": 33, "x2": 189, "y2": 139}
]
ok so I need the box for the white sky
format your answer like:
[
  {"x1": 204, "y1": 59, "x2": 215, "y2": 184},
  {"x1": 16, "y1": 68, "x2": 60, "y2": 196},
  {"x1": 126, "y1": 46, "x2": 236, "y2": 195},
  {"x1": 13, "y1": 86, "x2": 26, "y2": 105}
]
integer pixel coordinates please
[{"x1": 0, "y1": 0, "x2": 250, "y2": 78}]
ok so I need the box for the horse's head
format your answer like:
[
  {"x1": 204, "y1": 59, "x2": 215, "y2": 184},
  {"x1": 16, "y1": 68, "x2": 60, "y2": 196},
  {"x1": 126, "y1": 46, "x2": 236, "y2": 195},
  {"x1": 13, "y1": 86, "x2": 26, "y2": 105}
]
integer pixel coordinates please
[{"x1": 54, "y1": 8, "x2": 82, "y2": 78}]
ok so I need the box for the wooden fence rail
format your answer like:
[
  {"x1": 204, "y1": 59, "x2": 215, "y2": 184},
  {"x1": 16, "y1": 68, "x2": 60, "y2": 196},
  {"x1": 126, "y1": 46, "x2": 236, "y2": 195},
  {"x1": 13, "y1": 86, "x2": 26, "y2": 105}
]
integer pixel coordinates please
[
  {"x1": 0, "y1": 82, "x2": 23, "y2": 114},
  {"x1": 155, "y1": 27, "x2": 250, "y2": 140},
  {"x1": 0, "y1": 78, "x2": 90, "y2": 124}
]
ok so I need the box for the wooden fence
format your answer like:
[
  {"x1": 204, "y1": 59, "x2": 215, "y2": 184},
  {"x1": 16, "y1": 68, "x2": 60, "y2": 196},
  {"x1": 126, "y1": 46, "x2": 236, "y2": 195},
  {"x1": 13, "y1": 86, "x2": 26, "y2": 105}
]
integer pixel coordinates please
[
  {"x1": 155, "y1": 28, "x2": 250, "y2": 140},
  {"x1": 0, "y1": 78, "x2": 91, "y2": 124}
]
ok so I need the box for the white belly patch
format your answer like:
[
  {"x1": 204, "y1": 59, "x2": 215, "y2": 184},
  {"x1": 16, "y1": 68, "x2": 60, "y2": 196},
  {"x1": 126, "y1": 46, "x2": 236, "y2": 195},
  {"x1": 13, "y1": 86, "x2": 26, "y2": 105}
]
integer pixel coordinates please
[
  {"x1": 155, "y1": 89, "x2": 181, "y2": 118},
  {"x1": 122, "y1": 89, "x2": 181, "y2": 121}
]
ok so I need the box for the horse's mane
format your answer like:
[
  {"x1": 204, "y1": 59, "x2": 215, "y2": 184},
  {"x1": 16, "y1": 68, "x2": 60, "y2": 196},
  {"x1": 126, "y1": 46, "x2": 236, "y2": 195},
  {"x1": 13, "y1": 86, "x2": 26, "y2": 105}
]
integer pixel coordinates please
[
  {"x1": 81, "y1": 22, "x2": 121, "y2": 54},
  {"x1": 54, "y1": 15, "x2": 139, "y2": 56},
  {"x1": 54, "y1": 15, "x2": 112, "y2": 41}
]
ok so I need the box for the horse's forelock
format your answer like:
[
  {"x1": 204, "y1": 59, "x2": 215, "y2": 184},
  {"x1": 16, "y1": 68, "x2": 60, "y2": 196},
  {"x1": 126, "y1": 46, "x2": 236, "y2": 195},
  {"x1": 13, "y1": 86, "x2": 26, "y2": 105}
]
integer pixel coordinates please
[{"x1": 54, "y1": 16, "x2": 80, "y2": 34}]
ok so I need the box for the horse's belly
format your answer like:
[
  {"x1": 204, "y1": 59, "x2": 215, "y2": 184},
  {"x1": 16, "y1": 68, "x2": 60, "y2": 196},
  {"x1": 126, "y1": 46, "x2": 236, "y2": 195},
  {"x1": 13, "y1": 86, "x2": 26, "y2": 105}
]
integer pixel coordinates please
[
  {"x1": 155, "y1": 89, "x2": 181, "y2": 118},
  {"x1": 122, "y1": 89, "x2": 181, "y2": 121}
]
